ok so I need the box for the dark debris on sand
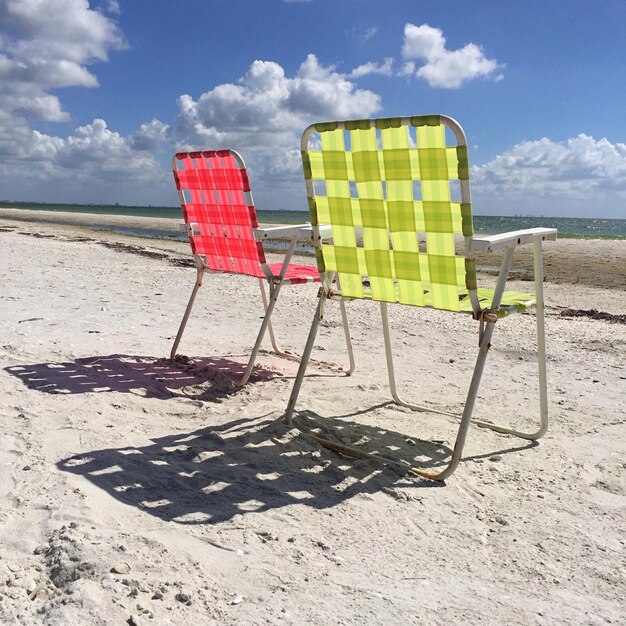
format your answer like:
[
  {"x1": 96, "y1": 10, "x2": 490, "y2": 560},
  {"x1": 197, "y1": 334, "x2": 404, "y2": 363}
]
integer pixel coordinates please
[{"x1": 559, "y1": 308, "x2": 626, "y2": 325}]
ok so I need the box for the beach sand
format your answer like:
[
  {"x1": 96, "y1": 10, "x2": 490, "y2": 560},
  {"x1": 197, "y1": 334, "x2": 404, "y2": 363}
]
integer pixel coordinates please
[{"x1": 0, "y1": 211, "x2": 624, "y2": 624}]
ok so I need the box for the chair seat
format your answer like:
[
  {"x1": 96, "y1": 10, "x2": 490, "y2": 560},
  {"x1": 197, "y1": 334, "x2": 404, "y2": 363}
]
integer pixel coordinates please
[
  {"x1": 471, "y1": 288, "x2": 534, "y2": 317},
  {"x1": 268, "y1": 263, "x2": 320, "y2": 285}
]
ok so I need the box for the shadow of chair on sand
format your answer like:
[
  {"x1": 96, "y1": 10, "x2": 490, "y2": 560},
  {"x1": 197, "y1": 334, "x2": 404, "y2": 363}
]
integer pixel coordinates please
[
  {"x1": 57, "y1": 412, "x2": 451, "y2": 525},
  {"x1": 3, "y1": 353, "x2": 281, "y2": 401},
  {"x1": 57, "y1": 405, "x2": 538, "y2": 524}
]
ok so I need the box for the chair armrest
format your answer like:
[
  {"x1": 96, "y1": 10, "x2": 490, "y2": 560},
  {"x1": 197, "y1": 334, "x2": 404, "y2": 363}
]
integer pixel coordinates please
[
  {"x1": 255, "y1": 224, "x2": 310, "y2": 240},
  {"x1": 471, "y1": 227, "x2": 557, "y2": 253},
  {"x1": 182, "y1": 222, "x2": 201, "y2": 236},
  {"x1": 310, "y1": 224, "x2": 333, "y2": 240},
  {"x1": 255, "y1": 223, "x2": 333, "y2": 241}
]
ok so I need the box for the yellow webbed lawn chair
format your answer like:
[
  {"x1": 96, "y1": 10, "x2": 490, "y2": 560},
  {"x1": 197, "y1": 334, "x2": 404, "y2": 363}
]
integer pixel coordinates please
[
  {"x1": 170, "y1": 149, "x2": 354, "y2": 386},
  {"x1": 285, "y1": 115, "x2": 557, "y2": 480}
]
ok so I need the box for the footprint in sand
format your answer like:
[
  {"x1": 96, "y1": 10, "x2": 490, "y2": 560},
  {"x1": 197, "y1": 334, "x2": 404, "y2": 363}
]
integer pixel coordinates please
[{"x1": 0, "y1": 432, "x2": 24, "y2": 501}]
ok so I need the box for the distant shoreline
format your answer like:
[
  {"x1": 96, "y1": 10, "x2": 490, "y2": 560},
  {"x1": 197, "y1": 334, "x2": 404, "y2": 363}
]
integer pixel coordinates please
[
  {"x1": 0, "y1": 205, "x2": 625, "y2": 240},
  {"x1": 0, "y1": 202, "x2": 310, "y2": 225},
  {"x1": 0, "y1": 207, "x2": 183, "y2": 236}
]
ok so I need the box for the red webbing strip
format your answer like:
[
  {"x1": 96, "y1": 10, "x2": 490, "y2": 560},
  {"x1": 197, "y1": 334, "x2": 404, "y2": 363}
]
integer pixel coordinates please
[
  {"x1": 255, "y1": 241, "x2": 266, "y2": 264},
  {"x1": 248, "y1": 205, "x2": 259, "y2": 229}
]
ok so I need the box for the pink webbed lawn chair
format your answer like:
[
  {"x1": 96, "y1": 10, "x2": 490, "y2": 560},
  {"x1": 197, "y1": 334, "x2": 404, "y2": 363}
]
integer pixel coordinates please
[{"x1": 170, "y1": 149, "x2": 354, "y2": 386}]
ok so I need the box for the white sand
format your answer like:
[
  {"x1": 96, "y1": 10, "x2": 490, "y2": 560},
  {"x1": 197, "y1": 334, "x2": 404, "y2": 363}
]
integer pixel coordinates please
[{"x1": 0, "y1": 215, "x2": 624, "y2": 625}]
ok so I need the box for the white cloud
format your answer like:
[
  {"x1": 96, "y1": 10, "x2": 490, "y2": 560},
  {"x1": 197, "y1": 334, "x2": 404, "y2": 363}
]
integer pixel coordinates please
[
  {"x1": 104, "y1": 0, "x2": 120, "y2": 14},
  {"x1": 401, "y1": 23, "x2": 502, "y2": 88},
  {"x1": 289, "y1": 54, "x2": 381, "y2": 117},
  {"x1": 170, "y1": 54, "x2": 381, "y2": 149},
  {"x1": 129, "y1": 119, "x2": 169, "y2": 151},
  {"x1": 0, "y1": 0, "x2": 125, "y2": 84},
  {"x1": 0, "y1": 108, "x2": 38, "y2": 158},
  {"x1": 347, "y1": 25, "x2": 378, "y2": 44},
  {"x1": 165, "y1": 54, "x2": 382, "y2": 208},
  {"x1": 11, "y1": 94, "x2": 69, "y2": 122},
  {"x1": 13, "y1": 118, "x2": 164, "y2": 178},
  {"x1": 472, "y1": 135, "x2": 626, "y2": 216},
  {"x1": 397, "y1": 61, "x2": 415, "y2": 78},
  {"x1": 0, "y1": 118, "x2": 170, "y2": 204},
  {"x1": 362, "y1": 26, "x2": 378, "y2": 42},
  {"x1": 0, "y1": 0, "x2": 163, "y2": 203},
  {"x1": 0, "y1": 0, "x2": 126, "y2": 125},
  {"x1": 349, "y1": 57, "x2": 394, "y2": 79}
]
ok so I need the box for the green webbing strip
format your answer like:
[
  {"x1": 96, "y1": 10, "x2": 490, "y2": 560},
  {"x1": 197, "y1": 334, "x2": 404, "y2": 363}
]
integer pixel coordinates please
[
  {"x1": 303, "y1": 116, "x2": 510, "y2": 313},
  {"x1": 308, "y1": 150, "x2": 323, "y2": 174},
  {"x1": 423, "y1": 201, "x2": 454, "y2": 233},
  {"x1": 353, "y1": 150, "x2": 381, "y2": 182},
  {"x1": 382, "y1": 125, "x2": 409, "y2": 150},
  {"x1": 301, "y1": 151, "x2": 312, "y2": 180},
  {"x1": 383, "y1": 149, "x2": 412, "y2": 181},
  {"x1": 322, "y1": 151, "x2": 348, "y2": 180},
  {"x1": 456, "y1": 145, "x2": 470, "y2": 180},
  {"x1": 315, "y1": 121, "x2": 339, "y2": 132},
  {"x1": 345, "y1": 119, "x2": 373, "y2": 131},
  {"x1": 307, "y1": 197, "x2": 318, "y2": 225},
  {"x1": 374, "y1": 117, "x2": 403, "y2": 130},
  {"x1": 418, "y1": 148, "x2": 449, "y2": 181},
  {"x1": 461, "y1": 203, "x2": 473, "y2": 237},
  {"x1": 360, "y1": 199, "x2": 388, "y2": 229},
  {"x1": 410, "y1": 115, "x2": 441, "y2": 127},
  {"x1": 315, "y1": 246, "x2": 326, "y2": 273},
  {"x1": 465, "y1": 258, "x2": 477, "y2": 291}
]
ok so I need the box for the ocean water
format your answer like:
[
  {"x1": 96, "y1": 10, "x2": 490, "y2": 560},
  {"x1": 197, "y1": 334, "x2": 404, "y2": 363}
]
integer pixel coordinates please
[{"x1": 2, "y1": 201, "x2": 625, "y2": 240}]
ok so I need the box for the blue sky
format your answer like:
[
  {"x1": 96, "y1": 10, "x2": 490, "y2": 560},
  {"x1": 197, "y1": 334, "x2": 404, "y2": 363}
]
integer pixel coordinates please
[{"x1": 1, "y1": 0, "x2": 625, "y2": 218}]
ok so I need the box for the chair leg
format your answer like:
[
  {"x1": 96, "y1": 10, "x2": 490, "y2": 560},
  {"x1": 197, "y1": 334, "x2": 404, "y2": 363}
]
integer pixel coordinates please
[
  {"x1": 260, "y1": 273, "x2": 355, "y2": 375},
  {"x1": 417, "y1": 320, "x2": 497, "y2": 480},
  {"x1": 332, "y1": 273, "x2": 355, "y2": 375},
  {"x1": 472, "y1": 239, "x2": 549, "y2": 439},
  {"x1": 237, "y1": 280, "x2": 285, "y2": 387},
  {"x1": 285, "y1": 296, "x2": 325, "y2": 427},
  {"x1": 170, "y1": 269, "x2": 203, "y2": 359},
  {"x1": 381, "y1": 302, "x2": 456, "y2": 418},
  {"x1": 258, "y1": 278, "x2": 294, "y2": 359},
  {"x1": 534, "y1": 237, "x2": 549, "y2": 438},
  {"x1": 339, "y1": 300, "x2": 355, "y2": 376}
]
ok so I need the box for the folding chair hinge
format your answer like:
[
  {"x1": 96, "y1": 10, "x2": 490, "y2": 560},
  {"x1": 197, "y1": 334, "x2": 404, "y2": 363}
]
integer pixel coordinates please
[
  {"x1": 476, "y1": 308, "x2": 498, "y2": 346},
  {"x1": 474, "y1": 308, "x2": 498, "y2": 324}
]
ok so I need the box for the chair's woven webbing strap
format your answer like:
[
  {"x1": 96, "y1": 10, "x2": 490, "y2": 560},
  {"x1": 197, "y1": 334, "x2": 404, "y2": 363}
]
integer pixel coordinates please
[
  {"x1": 174, "y1": 150, "x2": 266, "y2": 277},
  {"x1": 303, "y1": 116, "x2": 478, "y2": 312}
]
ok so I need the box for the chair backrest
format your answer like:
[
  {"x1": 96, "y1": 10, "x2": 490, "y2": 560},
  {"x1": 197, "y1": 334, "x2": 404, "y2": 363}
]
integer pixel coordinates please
[
  {"x1": 172, "y1": 149, "x2": 267, "y2": 277},
  {"x1": 301, "y1": 115, "x2": 479, "y2": 312}
]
